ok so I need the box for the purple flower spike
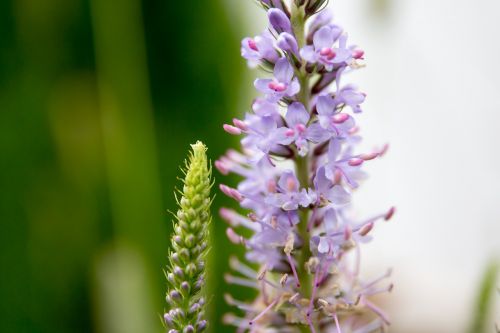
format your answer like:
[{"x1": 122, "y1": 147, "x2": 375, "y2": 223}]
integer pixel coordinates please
[
  {"x1": 268, "y1": 8, "x2": 292, "y2": 34},
  {"x1": 219, "y1": 2, "x2": 394, "y2": 332},
  {"x1": 254, "y1": 58, "x2": 300, "y2": 102},
  {"x1": 300, "y1": 25, "x2": 354, "y2": 71}
]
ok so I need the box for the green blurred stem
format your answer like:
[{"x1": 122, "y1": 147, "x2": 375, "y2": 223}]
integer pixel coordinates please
[
  {"x1": 468, "y1": 262, "x2": 498, "y2": 333},
  {"x1": 291, "y1": 3, "x2": 313, "y2": 332}
]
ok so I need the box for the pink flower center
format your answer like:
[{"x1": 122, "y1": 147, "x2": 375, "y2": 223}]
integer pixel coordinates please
[
  {"x1": 268, "y1": 81, "x2": 287, "y2": 92},
  {"x1": 286, "y1": 177, "x2": 296, "y2": 192},
  {"x1": 348, "y1": 158, "x2": 364, "y2": 167},
  {"x1": 332, "y1": 113, "x2": 349, "y2": 124},
  {"x1": 248, "y1": 39, "x2": 258, "y2": 51},
  {"x1": 267, "y1": 179, "x2": 277, "y2": 193},
  {"x1": 353, "y1": 49, "x2": 364, "y2": 59},
  {"x1": 285, "y1": 128, "x2": 295, "y2": 137},
  {"x1": 319, "y1": 47, "x2": 336, "y2": 60},
  {"x1": 295, "y1": 123, "x2": 306, "y2": 134}
]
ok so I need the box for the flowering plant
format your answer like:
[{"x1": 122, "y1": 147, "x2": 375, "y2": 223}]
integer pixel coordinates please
[
  {"x1": 216, "y1": 1, "x2": 394, "y2": 332},
  {"x1": 164, "y1": 142, "x2": 212, "y2": 333}
]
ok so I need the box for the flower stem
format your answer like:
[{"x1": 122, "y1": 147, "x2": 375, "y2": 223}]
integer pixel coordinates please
[{"x1": 291, "y1": 3, "x2": 315, "y2": 332}]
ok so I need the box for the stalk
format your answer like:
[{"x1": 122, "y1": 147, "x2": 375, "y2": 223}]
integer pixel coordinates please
[
  {"x1": 291, "y1": 3, "x2": 314, "y2": 331},
  {"x1": 164, "y1": 142, "x2": 212, "y2": 333}
]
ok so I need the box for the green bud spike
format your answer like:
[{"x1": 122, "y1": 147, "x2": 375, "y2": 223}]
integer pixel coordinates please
[{"x1": 164, "y1": 141, "x2": 212, "y2": 333}]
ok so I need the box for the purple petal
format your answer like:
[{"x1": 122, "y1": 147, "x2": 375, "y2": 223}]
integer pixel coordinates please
[
  {"x1": 332, "y1": 47, "x2": 352, "y2": 64},
  {"x1": 272, "y1": 126, "x2": 295, "y2": 146},
  {"x1": 328, "y1": 139, "x2": 341, "y2": 161},
  {"x1": 278, "y1": 170, "x2": 299, "y2": 193},
  {"x1": 314, "y1": 166, "x2": 331, "y2": 194},
  {"x1": 313, "y1": 26, "x2": 334, "y2": 50},
  {"x1": 306, "y1": 122, "x2": 331, "y2": 143},
  {"x1": 318, "y1": 237, "x2": 329, "y2": 253},
  {"x1": 286, "y1": 78, "x2": 301, "y2": 97},
  {"x1": 259, "y1": 115, "x2": 278, "y2": 132},
  {"x1": 325, "y1": 185, "x2": 350, "y2": 205},
  {"x1": 309, "y1": 11, "x2": 333, "y2": 33},
  {"x1": 274, "y1": 57, "x2": 294, "y2": 83},
  {"x1": 299, "y1": 45, "x2": 318, "y2": 63},
  {"x1": 254, "y1": 78, "x2": 273, "y2": 94},
  {"x1": 296, "y1": 137, "x2": 309, "y2": 156},
  {"x1": 277, "y1": 32, "x2": 299, "y2": 56},
  {"x1": 316, "y1": 95, "x2": 335, "y2": 116},
  {"x1": 241, "y1": 37, "x2": 259, "y2": 60},
  {"x1": 256, "y1": 34, "x2": 279, "y2": 62},
  {"x1": 252, "y1": 98, "x2": 280, "y2": 117},
  {"x1": 285, "y1": 102, "x2": 309, "y2": 126},
  {"x1": 268, "y1": 8, "x2": 292, "y2": 34},
  {"x1": 323, "y1": 208, "x2": 338, "y2": 233}
]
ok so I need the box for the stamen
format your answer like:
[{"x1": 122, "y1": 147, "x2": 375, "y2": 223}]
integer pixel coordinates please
[
  {"x1": 358, "y1": 222, "x2": 374, "y2": 236},
  {"x1": 232, "y1": 118, "x2": 248, "y2": 131},
  {"x1": 362, "y1": 297, "x2": 391, "y2": 325},
  {"x1": 348, "y1": 158, "x2": 364, "y2": 167},
  {"x1": 353, "y1": 49, "x2": 365, "y2": 59},
  {"x1": 285, "y1": 253, "x2": 301, "y2": 288},
  {"x1": 332, "y1": 113, "x2": 349, "y2": 124},
  {"x1": 229, "y1": 256, "x2": 257, "y2": 279},
  {"x1": 360, "y1": 151, "x2": 379, "y2": 160},
  {"x1": 224, "y1": 274, "x2": 258, "y2": 288},
  {"x1": 226, "y1": 228, "x2": 246, "y2": 245},
  {"x1": 223, "y1": 124, "x2": 242, "y2": 135},
  {"x1": 224, "y1": 293, "x2": 255, "y2": 312},
  {"x1": 333, "y1": 313, "x2": 342, "y2": 333},
  {"x1": 249, "y1": 297, "x2": 279, "y2": 326},
  {"x1": 286, "y1": 176, "x2": 297, "y2": 191},
  {"x1": 307, "y1": 262, "x2": 321, "y2": 317},
  {"x1": 248, "y1": 38, "x2": 258, "y2": 51},
  {"x1": 295, "y1": 123, "x2": 306, "y2": 133},
  {"x1": 214, "y1": 160, "x2": 229, "y2": 175},
  {"x1": 385, "y1": 206, "x2": 396, "y2": 220}
]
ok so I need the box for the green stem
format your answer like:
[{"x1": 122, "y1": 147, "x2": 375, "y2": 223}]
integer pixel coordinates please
[{"x1": 291, "y1": 3, "x2": 314, "y2": 333}]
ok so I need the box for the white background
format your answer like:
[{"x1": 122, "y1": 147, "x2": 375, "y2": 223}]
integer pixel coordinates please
[{"x1": 225, "y1": 0, "x2": 500, "y2": 331}]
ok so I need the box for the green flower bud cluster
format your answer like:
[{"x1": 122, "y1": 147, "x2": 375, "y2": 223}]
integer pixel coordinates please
[{"x1": 164, "y1": 141, "x2": 212, "y2": 333}]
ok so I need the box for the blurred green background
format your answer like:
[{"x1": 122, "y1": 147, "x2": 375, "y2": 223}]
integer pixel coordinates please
[{"x1": 0, "y1": 0, "x2": 247, "y2": 331}]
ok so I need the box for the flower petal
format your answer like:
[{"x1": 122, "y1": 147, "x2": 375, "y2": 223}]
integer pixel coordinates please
[
  {"x1": 299, "y1": 45, "x2": 318, "y2": 63},
  {"x1": 274, "y1": 57, "x2": 294, "y2": 83},
  {"x1": 316, "y1": 95, "x2": 335, "y2": 116},
  {"x1": 313, "y1": 26, "x2": 334, "y2": 50},
  {"x1": 306, "y1": 122, "x2": 331, "y2": 143},
  {"x1": 285, "y1": 102, "x2": 309, "y2": 126},
  {"x1": 254, "y1": 78, "x2": 273, "y2": 94}
]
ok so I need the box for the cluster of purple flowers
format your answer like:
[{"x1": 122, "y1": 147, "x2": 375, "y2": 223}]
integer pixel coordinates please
[{"x1": 217, "y1": 1, "x2": 394, "y2": 332}]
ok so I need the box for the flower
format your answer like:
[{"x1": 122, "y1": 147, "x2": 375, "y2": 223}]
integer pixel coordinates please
[
  {"x1": 241, "y1": 31, "x2": 279, "y2": 68},
  {"x1": 283, "y1": 102, "x2": 330, "y2": 156},
  {"x1": 300, "y1": 25, "x2": 353, "y2": 71},
  {"x1": 218, "y1": 4, "x2": 394, "y2": 332},
  {"x1": 268, "y1": 8, "x2": 292, "y2": 34},
  {"x1": 265, "y1": 170, "x2": 313, "y2": 210},
  {"x1": 316, "y1": 94, "x2": 356, "y2": 138},
  {"x1": 164, "y1": 142, "x2": 212, "y2": 332},
  {"x1": 254, "y1": 57, "x2": 300, "y2": 101}
]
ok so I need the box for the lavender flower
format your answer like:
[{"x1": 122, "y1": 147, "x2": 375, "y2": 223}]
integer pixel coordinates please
[
  {"x1": 241, "y1": 31, "x2": 279, "y2": 68},
  {"x1": 254, "y1": 57, "x2": 300, "y2": 102},
  {"x1": 218, "y1": 2, "x2": 394, "y2": 332}
]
